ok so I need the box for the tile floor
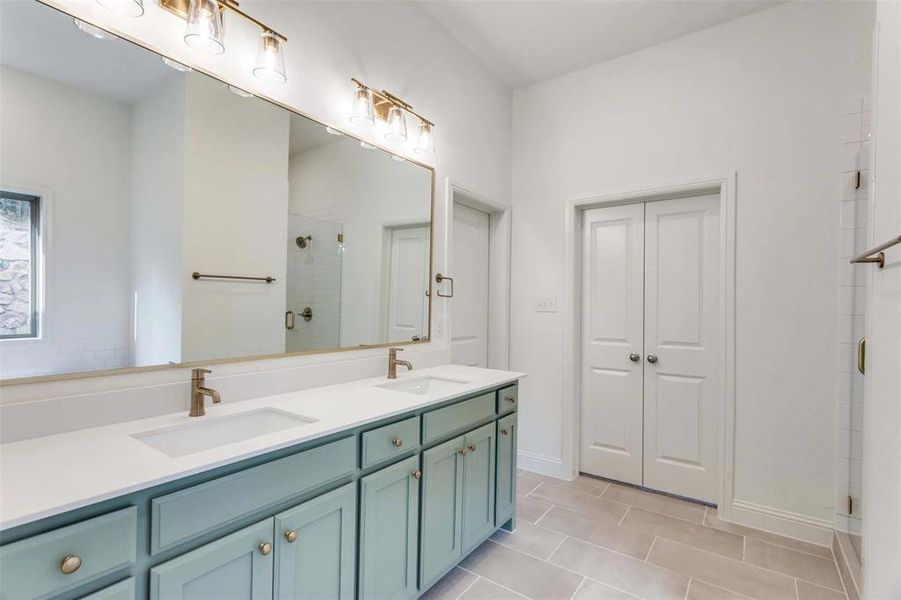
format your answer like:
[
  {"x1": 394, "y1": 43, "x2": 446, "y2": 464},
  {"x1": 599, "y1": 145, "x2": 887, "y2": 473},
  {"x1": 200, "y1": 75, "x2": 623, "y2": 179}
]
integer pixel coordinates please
[{"x1": 422, "y1": 471, "x2": 847, "y2": 600}]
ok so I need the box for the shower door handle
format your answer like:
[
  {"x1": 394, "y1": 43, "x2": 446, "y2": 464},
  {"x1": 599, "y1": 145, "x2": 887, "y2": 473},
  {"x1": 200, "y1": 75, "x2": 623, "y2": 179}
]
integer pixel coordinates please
[{"x1": 285, "y1": 311, "x2": 295, "y2": 330}]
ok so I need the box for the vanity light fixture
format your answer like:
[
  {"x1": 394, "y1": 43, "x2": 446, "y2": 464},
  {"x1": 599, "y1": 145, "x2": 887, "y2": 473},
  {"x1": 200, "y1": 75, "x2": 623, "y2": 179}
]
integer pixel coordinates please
[
  {"x1": 161, "y1": 56, "x2": 192, "y2": 72},
  {"x1": 95, "y1": 0, "x2": 144, "y2": 17},
  {"x1": 161, "y1": 0, "x2": 288, "y2": 81},
  {"x1": 73, "y1": 19, "x2": 119, "y2": 40},
  {"x1": 349, "y1": 78, "x2": 435, "y2": 154}
]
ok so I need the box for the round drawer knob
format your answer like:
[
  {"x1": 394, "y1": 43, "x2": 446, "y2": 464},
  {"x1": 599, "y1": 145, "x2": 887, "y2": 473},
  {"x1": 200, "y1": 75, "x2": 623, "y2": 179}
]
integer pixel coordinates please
[
  {"x1": 504, "y1": 395, "x2": 516, "y2": 403},
  {"x1": 629, "y1": 352, "x2": 640, "y2": 363},
  {"x1": 284, "y1": 530, "x2": 298, "y2": 543},
  {"x1": 392, "y1": 437, "x2": 403, "y2": 448},
  {"x1": 412, "y1": 469, "x2": 422, "y2": 480},
  {"x1": 500, "y1": 428, "x2": 509, "y2": 436},
  {"x1": 458, "y1": 448, "x2": 467, "y2": 456},
  {"x1": 647, "y1": 354, "x2": 658, "y2": 364},
  {"x1": 259, "y1": 542, "x2": 273, "y2": 556},
  {"x1": 468, "y1": 444, "x2": 477, "y2": 452},
  {"x1": 60, "y1": 555, "x2": 82, "y2": 575}
]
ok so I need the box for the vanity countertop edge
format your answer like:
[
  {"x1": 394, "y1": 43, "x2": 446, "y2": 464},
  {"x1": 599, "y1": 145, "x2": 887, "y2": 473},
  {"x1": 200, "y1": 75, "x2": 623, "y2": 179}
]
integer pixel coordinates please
[{"x1": 0, "y1": 365, "x2": 524, "y2": 531}]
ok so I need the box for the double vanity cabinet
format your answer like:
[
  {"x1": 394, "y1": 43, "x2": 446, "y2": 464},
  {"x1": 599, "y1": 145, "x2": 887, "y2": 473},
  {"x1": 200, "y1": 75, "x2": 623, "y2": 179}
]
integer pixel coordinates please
[{"x1": 0, "y1": 379, "x2": 519, "y2": 600}]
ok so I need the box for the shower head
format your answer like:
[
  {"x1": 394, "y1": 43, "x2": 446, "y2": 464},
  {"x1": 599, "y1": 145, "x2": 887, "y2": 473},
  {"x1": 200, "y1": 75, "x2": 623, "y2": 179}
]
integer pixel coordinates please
[{"x1": 296, "y1": 235, "x2": 311, "y2": 249}]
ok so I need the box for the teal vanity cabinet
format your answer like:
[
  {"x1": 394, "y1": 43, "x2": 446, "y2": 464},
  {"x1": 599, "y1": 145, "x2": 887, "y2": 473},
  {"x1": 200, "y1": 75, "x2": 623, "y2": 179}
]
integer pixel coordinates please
[
  {"x1": 358, "y1": 456, "x2": 421, "y2": 599},
  {"x1": 0, "y1": 380, "x2": 519, "y2": 600}
]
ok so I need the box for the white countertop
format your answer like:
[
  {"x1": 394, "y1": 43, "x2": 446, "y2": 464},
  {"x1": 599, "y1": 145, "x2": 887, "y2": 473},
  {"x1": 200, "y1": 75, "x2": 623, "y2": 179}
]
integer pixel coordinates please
[{"x1": 0, "y1": 365, "x2": 523, "y2": 531}]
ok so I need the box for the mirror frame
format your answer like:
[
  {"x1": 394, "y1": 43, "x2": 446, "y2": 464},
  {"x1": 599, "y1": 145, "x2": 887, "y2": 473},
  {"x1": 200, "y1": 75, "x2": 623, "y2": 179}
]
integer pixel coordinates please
[{"x1": 1, "y1": 0, "x2": 435, "y2": 386}]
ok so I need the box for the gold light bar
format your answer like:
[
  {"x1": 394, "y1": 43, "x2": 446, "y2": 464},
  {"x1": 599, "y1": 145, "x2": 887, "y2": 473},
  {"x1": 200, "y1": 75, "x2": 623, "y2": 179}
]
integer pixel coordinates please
[
  {"x1": 351, "y1": 77, "x2": 434, "y2": 127},
  {"x1": 161, "y1": 0, "x2": 287, "y2": 42}
]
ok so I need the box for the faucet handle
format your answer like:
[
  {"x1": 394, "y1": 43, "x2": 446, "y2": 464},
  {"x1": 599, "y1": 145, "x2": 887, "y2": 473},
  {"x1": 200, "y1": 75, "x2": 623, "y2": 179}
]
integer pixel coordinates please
[
  {"x1": 389, "y1": 347, "x2": 404, "y2": 355},
  {"x1": 192, "y1": 368, "x2": 212, "y2": 379}
]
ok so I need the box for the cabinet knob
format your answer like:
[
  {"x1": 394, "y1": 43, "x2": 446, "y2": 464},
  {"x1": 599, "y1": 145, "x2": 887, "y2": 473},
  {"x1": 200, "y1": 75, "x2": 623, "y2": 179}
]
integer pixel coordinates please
[
  {"x1": 412, "y1": 469, "x2": 422, "y2": 480},
  {"x1": 259, "y1": 542, "x2": 272, "y2": 556},
  {"x1": 284, "y1": 530, "x2": 298, "y2": 543},
  {"x1": 504, "y1": 395, "x2": 516, "y2": 403},
  {"x1": 468, "y1": 444, "x2": 477, "y2": 452},
  {"x1": 500, "y1": 427, "x2": 509, "y2": 436},
  {"x1": 629, "y1": 352, "x2": 640, "y2": 363},
  {"x1": 458, "y1": 448, "x2": 467, "y2": 456},
  {"x1": 60, "y1": 555, "x2": 82, "y2": 575},
  {"x1": 647, "y1": 354, "x2": 658, "y2": 364},
  {"x1": 392, "y1": 437, "x2": 403, "y2": 448}
]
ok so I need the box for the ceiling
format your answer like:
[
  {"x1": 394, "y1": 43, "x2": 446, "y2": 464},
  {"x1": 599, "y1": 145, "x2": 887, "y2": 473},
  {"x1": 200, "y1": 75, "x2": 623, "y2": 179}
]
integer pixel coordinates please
[{"x1": 419, "y1": 0, "x2": 783, "y2": 87}]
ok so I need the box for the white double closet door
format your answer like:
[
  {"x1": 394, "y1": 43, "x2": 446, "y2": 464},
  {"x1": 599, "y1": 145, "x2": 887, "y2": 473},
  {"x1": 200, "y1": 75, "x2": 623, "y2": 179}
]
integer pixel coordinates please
[{"x1": 580, "y1": 194, "x2": 721, "y2": 503}]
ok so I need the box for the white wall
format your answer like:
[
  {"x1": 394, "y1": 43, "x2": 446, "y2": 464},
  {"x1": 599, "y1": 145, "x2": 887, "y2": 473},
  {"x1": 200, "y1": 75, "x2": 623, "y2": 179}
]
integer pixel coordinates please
[
  {"x1": 180, "y1": 75, "x2": 290, "y2": 362},
  {"x1": 131, "y1": 75, "x2": 185, "y2": 366},
  {"x1": 0, "y1": 0, "x2": 511, "y2": 441},
  {"x1": 509, "y1": 1, "x2": 873, "y2": 526},
  {"x1": 0, "y1": 66, "x2": 133, "y2": 378},
  {"x1": 288, "y1": 140, "x2": 431, "y2": 347}
]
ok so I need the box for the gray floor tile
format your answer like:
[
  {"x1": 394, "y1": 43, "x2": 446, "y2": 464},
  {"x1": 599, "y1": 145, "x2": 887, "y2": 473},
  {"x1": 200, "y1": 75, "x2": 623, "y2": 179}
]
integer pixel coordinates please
[
  {"x1": 550, "y1": 537, "x2": 690, "y2": 599},
  {"x1": 704, "y1": 511, "x2": 833, "y2": 559},
  {"x1": 460, "y1": 578, "x2": 528, "y2": 599},
  {"x1": 743, "y1": 538, "x2": 843, "y2": 591},
  {"x1": 796, "y1": 579, "x2": 848, "y2": 600},
  {"x1": 686, "y1": 579, "x2": 752, "y2": 600},
  {"x1": 517, "y1": 494, "x2": 553, "y2": 523},
  {"x1": 622, "y1": 507, "x2": 744, "y2": 560},
  {"x1": 603, "y1": 483, "x2": 706, "y2": 524},
  {"x1": 461, "y1": 539, "x2": 583, "y2": 599},
  {"x1": 491, "y1": 520, "x2": 566, "y2": 560},
  {"x1": 420, "y1": 567, "x2": 478, "y2": 599},
  {"x1": 537, "y1": 506, "x2": 654, "y2": 559},
  {"x1": 572, "y1": 578, "x2": 639, "y2": 599},
  {"x1": 529, "y1": 483, "x2": 628, "y2": 522}
]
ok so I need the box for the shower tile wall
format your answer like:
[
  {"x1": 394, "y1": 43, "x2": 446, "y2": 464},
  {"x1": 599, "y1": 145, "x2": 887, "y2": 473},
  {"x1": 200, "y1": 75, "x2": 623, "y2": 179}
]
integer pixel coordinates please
[
  {"x1": 285, "y1": 214, "x2": 343, "y2": 353},
  {"x1": 834, "y1": 96, "x2": 869, "y2": 555}
]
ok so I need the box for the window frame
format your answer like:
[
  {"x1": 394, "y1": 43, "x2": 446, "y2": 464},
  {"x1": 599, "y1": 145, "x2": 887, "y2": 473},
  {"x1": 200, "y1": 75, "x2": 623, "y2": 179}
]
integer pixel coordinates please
[{"x1": 0, "y1": 189, "x2": 41, "y2": 340}]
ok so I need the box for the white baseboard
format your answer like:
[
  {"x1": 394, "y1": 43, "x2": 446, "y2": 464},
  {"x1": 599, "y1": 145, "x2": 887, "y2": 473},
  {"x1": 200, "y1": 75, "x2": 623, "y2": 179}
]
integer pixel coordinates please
[
  {"x1": 517, "y1": 450, "x2": 567, "y2": 479},
  {"x1": 729, "y1": 499, "x2": 834, "y2": 546}
]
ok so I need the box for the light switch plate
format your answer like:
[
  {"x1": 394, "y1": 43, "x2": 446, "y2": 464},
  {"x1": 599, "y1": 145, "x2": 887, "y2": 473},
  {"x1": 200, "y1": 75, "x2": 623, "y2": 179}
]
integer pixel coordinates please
[{"x1": 534, "y1": 296, "x2": 557, "y2": 313}]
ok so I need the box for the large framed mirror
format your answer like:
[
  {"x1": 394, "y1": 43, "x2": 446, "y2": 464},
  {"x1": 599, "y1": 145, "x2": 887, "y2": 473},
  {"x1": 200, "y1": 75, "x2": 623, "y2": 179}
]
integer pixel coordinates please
[{"x1": 0, "y1": 0, "x2": 434, "y2": 381}]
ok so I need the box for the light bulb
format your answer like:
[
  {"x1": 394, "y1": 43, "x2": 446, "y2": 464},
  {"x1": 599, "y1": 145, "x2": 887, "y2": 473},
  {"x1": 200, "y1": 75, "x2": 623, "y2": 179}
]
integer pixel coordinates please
[
  {"x1": 350, "y1": 87, "x2": 375, "y2": 127},
  {"x1": 184, "y1": 0, "x2": 224, "y2": 55},
  {"x1": 161, "y1": 56, "x2": 192, "y2": 72},
  {"x1": 95, "y1": 0, "x2": 143, "y2": 17},
  {"x1": 73, "y1": 19, "x2": 118, "y2": 40},
  {"x1": 415, "y1": 122, "x2": 435, "y2": 155},
  {"x1": 253, "y1": 32, "x2": 286, "y2": 83},
  {"x1": 385, "y1": 105, "x2": 407, "y2": 142}
]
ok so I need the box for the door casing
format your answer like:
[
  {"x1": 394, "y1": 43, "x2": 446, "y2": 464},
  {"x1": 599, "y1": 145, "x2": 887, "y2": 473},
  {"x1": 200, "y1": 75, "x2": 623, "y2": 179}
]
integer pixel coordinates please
[{"x1": 562, "y1": 173, "x2": 736, "y2": 520}]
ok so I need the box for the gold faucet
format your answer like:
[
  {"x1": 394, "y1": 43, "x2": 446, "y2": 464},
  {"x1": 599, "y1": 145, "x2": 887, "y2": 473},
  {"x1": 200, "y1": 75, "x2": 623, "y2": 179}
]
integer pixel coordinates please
[
  {"x1": 190, "y1": 368, "x2": 221, "y2": 417},
  {"x1": 387, "y1": 348, "x2": 413, "y2": 379}
]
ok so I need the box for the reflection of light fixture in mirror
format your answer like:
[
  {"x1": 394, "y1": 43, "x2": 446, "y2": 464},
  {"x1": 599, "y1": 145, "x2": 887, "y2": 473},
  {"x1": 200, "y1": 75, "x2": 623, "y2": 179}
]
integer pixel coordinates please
[
  {"x1": 95, "y1": 0, "x2": 144, "y2": 17},
  {"x1": 73, "y1": 19, "x2": 118, "y2": 40},
  {"x1": 350, "y1": 87, "x2": 375, "y2": 127},
  {"x1": 325, "y1": 127, "x2": 344, "y2": 136},
  {"x1": 349, "y1": 78, "x2": 435, "y2": 154},
  {"x1": 391, "y1": 155, "x2": 406, "y2": 162},
  {"x1": 415, "y1": 122, "x2": 435, "y2": 155},
  {"x1": 360, "y1": 141, "x2": 376, "y2": 150},
  {"x1": 161, "y1": 56, "x2": 192, "y2": 72},
  {"x1": 184, "y1": 0, "x2": 224, "y2": 55},
  {"x1": 385, "y1": 106, "x2": 407, "y2": 142},
  {"x1": 228, "y1": 85, "x2": 253, "y2": 98},
  {"x1": 253, "y1": 31, "x2": 287, "y2": 83}
]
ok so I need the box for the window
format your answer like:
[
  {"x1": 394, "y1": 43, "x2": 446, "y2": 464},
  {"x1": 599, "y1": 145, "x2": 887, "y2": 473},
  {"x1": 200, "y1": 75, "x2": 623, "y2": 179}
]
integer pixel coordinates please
[{"x1": 0, "y1": 190, "x2": 40, "y2": 339}]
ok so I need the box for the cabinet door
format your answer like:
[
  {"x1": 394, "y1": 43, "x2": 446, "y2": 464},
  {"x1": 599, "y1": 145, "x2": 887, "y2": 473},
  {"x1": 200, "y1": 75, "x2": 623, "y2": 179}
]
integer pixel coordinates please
[
  {"x1": 495, "y1": 413, "x2": 517, "y2": 528},
  {"x1": 419, "y1": 435, "x2": 465, "y2": 589},
  {"x1": 149, "y1": 519, "x2": 273, "y2": 600},
  {"x1": 274, "y1": 483, "x2": 356, "y2": 600},
  {"x1": 462, "y1": 422, "x2": 496, "y2": 553},
  {"x1": 359, "y1": 455, "x2": 420, "y2": 599}
]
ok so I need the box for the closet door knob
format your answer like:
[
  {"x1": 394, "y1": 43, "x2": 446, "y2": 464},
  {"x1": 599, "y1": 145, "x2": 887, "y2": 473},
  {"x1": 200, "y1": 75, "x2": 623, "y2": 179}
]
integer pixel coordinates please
[
  {"x1": 629, "y1": 353, "x2": 640, "y2": 363},
  {"x1": 647, "y1": 354, "x2": 658, "y2": 364}
]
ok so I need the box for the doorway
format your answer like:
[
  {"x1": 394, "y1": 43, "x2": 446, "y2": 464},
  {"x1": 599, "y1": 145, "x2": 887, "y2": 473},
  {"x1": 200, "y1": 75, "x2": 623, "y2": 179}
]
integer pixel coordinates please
[{"x1": 580, "y1": 193, "x2": 722, "y2": 503}]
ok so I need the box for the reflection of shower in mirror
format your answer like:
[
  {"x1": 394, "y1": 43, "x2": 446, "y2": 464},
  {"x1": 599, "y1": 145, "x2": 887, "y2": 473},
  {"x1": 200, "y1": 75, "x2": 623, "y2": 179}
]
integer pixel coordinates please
[{"x1": 296, "y1": 235, "x2": 312, "y2": 249}]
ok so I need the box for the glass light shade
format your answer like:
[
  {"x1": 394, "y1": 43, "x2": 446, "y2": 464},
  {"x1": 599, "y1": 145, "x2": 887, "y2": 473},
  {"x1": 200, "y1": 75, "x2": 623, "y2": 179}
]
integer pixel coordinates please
[
  {"x1": 391, "y1": 155, "x2": 406, "y2": 162},
  {"x1": 95, "y1": 0, "x2": 144, "y2": 17},
  {"x1": 385, "y1": 105, "x2": 407, "y2": 142},
  {"x1": 350, "y1": 87, "x2": 375, "y2": 127},
  {"x1": 325, "y1": 126, "x2": 344, "y2": 136},
  {"x1": 253, "y1": 32, "x2": 286, "y2": 83},
  {"x1": 360, "y1": 141, "x2": 376, "y2": 150},
  {"x1": 184, "y1": 0, "x2": 224, "y2": 55},
  {"x1": 161, "y1": 56, "x2": 192, "y2": 72},
  {"x1": 414, "y1": 122, "x2": 435, "y2": 155},
  {"x1": 73, "y1": 19, "x2": 118, "y2": 40}
]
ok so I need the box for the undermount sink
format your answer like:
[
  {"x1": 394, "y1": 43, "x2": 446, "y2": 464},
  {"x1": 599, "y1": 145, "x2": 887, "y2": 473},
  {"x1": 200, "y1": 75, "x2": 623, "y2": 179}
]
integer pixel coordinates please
[
  {"x1": 132, "y1": 408, "x2": 317, "y2": 458},
  {"x1": 377, "y1": 376, "x2": 469, "y2": 396}
]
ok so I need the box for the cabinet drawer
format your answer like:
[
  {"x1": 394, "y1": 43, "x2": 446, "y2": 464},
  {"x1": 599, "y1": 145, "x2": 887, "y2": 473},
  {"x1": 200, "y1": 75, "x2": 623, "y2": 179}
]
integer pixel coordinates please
[
  {"x1": 497, "y1": 384, "x2": 518, "y2": 415},
  {"x1": 81, "y1": 577, "x2": 135, "y2": 600},
  {"x1": 423, "y1": 393, "x2": 495, "y2": 444},
  {"x1": 0, "y1": 507, "x2": 137, "y2": 600},
  {"x1": 361, "y1": 416, "x2": 420, "y2": 469},
  {"x1": 151, "y1": 436, "x2": 356, "y2": 554}
]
